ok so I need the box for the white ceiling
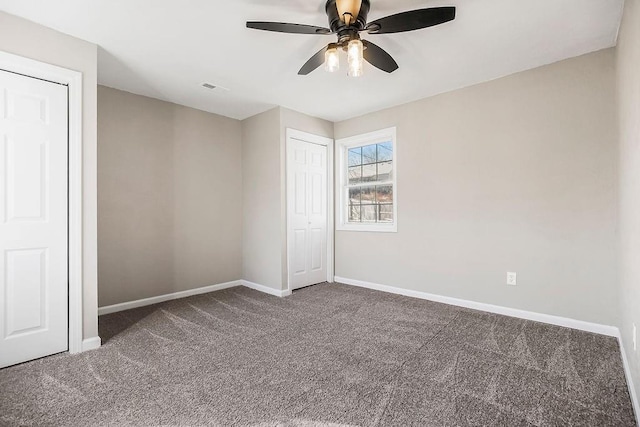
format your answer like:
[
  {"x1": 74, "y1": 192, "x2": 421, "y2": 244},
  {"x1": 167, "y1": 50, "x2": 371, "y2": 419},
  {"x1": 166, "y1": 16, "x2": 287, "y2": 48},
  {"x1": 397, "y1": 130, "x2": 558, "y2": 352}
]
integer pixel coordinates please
[{"x1": 0, "y1": 0, "x2": 625, "y2": 122}]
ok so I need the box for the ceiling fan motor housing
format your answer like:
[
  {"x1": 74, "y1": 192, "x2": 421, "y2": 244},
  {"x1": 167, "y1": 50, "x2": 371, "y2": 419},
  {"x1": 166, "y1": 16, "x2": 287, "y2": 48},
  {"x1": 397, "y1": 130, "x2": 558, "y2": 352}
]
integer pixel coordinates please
[{"x1": 326, "y1": 0, "x2": 370, "y2": 34}]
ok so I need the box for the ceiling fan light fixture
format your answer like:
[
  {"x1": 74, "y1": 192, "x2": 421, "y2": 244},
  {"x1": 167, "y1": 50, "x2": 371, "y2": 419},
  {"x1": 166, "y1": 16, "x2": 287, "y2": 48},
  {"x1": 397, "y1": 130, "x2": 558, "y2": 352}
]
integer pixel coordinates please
[
  {"x1": 325, "y1": 43, "x2": 340, "y2": 73},
  {"x1": 247, "y1": 2, "x2": 457, "y2": 76},
  {"x1": 336, "y1": 0, "x2": 362, "y2": 25},
  {"x1": 347, "y1": 39, "x2": 364, "y2": 77}
]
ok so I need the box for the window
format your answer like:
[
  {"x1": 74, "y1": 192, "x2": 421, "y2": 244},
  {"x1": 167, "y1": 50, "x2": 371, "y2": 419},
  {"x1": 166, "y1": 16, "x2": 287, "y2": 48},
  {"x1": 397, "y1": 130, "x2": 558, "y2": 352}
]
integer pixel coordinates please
[{"x1": 337, "y1": 127, "x2": 397, "y2": 232}]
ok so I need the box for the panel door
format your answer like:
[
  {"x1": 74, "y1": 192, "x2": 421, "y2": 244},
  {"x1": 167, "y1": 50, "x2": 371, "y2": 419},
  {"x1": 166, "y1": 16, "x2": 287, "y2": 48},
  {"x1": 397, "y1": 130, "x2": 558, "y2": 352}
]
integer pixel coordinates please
[
  {"x1": 288, "y1": 139, "x2": 327, "y2": 290},
  {"x1": 0, "y1": 69, "x2": 68, "y2": 368}
]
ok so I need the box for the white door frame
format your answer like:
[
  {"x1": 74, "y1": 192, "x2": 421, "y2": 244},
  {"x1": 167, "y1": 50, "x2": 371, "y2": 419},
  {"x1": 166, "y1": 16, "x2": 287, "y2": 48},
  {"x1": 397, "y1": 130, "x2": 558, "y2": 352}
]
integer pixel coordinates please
[
  {"x1": 286, "y1": 128, "x2": 334, "y2": 293},
  {"x1": 0, "y1": 51, "x2": 84, "y2": 354}
]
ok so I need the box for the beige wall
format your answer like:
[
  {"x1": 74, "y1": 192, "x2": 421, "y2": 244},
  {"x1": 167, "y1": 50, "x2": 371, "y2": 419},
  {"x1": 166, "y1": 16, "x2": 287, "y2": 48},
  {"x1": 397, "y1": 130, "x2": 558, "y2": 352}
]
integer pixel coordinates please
[
  {"x1": 0, "y1": 12, "x2": 99, "y2": 340},
  {"x1": 241, "y1": 107, "x2": 334, "y2": 291},
  {"x1": 334, "y1": 49, "x2": 619, "y2": 326},
  {"x1": 616, "y1": 0, "x2": 640, "y2": 405},
  {"x1": 100, "y1": 95, "x2": 334, "y2": 302},
  {"x1": 98, "y1": 86, "x2": 242, "y2": 306},
  {"x1": 241, "y1": 108, "x2": 283, "y2": 290}
]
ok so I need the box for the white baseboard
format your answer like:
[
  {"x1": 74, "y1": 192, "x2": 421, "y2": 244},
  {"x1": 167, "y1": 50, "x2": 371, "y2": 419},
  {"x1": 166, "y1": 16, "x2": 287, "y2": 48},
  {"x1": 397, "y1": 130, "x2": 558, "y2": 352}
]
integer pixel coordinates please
[
  {"x1": 619, "y1": 339, "x2": 640, "y2": 426},
  {"x1": 98, "y1": 280, "x2": 242, "y2": 315},
  {"x1": 98, "y1": 279, "x2": 293, "y2": 316},
  {"x1": 240, "y1": 280, "x2": 292, "y2": 297},
  {"x1": 334, "y1": 276, "x2": 619, "y2": 337},
  {"x1": 81, "y1": 336, "x2": 101, "y2": 352}
]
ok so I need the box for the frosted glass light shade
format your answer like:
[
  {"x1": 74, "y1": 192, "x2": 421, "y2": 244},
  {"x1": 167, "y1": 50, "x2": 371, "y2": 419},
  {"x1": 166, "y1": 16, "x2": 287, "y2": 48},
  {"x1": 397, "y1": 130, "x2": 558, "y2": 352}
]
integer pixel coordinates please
[
  {"x1": 347, "y1": 39, "x2": 364, "y2": 77},
  {"x1": 325, "y1": 46, "x2": 340, "y2": 73}
]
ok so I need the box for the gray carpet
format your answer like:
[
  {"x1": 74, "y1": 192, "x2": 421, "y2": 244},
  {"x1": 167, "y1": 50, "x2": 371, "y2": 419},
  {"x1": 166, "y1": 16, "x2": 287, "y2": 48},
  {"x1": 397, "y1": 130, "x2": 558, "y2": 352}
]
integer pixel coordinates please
[{"x1": 0, "y1": 283, "x2": 636, "y2": 426}]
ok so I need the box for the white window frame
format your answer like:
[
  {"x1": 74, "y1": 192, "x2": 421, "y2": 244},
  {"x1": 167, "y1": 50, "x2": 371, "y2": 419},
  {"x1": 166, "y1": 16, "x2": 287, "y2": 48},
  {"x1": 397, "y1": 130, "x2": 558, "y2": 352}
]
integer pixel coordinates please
[{"x1": 336, "y1": 127, "x2": 397, "y2": 233}]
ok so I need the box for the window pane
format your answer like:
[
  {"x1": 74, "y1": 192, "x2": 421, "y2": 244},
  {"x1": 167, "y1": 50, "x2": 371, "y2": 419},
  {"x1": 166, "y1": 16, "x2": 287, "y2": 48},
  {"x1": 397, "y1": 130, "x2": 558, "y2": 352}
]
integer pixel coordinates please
[
  {"x1": 348, "y1": 147, "x2": 362, "y2": 166},
  {"x1": 361, "y1": 205, "x2": 376, "y2": 222},
  {"x1": 342, "y1": 137, "x2": 395, "y2": 227},
  {"x1": 349, "y1": 205, "x2": 361, "y2": 222},
  {"x1": 348, "y1": 166, "x2": 362, "y2": 185},
  {"x1": 362, "y1": 144, "x2": 377, "y2": 164},
  {"x1": 377, "y1": 142, "x2": 393, "y2": 162},
  {"x1": 349, "y1": 187, "x2": 361, "y2": 204},
  {"x1": 377, "y1": 161, "x2": 392, "y2": 181},
  {"x1": 376, "y1": 185, "x2": 393, "y2": 204},
  {"x1": 379, "y1": 204, "x2": 393, "y2": 222},
  {"x1": 361, "y1": 186, "x2": 376, "y2": 203},
  {"x1": 362, "y1": 163, "x2": 377, "y2": 182}
]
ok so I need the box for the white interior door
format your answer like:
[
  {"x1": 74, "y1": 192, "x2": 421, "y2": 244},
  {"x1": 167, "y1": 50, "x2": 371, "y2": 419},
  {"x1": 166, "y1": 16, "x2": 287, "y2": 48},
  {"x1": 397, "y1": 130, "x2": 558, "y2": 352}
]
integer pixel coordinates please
[
  {"x1": 0, "y1": 70, "x2": 68, "y2": 368},
  {"x1": 288, "y1": 138, "x2": 328, "y2": 290}
]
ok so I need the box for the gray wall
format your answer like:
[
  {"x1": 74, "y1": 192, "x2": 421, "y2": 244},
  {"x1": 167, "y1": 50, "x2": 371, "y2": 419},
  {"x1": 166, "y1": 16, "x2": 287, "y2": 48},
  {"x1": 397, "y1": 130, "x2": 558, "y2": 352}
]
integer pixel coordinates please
[
  {"x1": 241, "y1": 108, "x2": 282, "y2": 290},
  {"x1": 616, "y1": 0, "x2": 640, "y2": 405},
  {"x1": 0, "y1": 11, "x2": 99, "y2": 340},
  {"x1": 98, "y1": 86, "x2": 242, "y2": 306},
  {"x1": 241, "y1": 107, "x2": 334, "y2": 291},
  {"x1": 334, "y1": 49, "x2": 619, "y2": 326},
  {"x1": 100, "y1": 96, "x2": 335, "y2": 301}
]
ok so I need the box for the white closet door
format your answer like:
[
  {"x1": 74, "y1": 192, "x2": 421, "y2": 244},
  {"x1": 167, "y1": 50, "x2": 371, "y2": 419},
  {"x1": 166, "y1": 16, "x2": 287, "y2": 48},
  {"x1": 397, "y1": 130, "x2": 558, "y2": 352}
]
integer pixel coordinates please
[
  {"x1": 0, "y1": 70, "x2": 68, "y2": 368},
  {"x1": 288, "y1": 139, "x2": 328, "y2": 290}
]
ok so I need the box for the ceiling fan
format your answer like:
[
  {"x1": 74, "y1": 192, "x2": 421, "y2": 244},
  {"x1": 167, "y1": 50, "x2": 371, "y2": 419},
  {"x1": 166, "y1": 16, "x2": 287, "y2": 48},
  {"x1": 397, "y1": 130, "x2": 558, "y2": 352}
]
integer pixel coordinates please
[{"x1": 246, "y1": 0, "x2": 456, "y2": 77}]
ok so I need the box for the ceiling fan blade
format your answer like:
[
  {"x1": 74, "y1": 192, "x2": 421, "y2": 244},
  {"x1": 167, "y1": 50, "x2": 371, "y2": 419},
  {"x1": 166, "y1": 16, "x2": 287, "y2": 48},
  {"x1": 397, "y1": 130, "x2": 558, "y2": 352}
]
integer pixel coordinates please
[
  {"x1": 366, "y1": 7, "x2": 456, "y2": 34},
  {"x1": 362, "y1": 40, "x2": 399, "y2": 73},
  {"x1": 299, "y1": 45, "x2": 329, "y2": 75},
  {"x1": 247, "y1": 22, "x2": 332, "y2": 35}
]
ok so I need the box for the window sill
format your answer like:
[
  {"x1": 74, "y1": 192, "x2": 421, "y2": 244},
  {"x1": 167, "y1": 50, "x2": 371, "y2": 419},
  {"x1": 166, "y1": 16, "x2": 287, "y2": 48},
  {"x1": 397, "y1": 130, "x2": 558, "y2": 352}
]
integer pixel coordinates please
[{"x1": 336, "y1": 224, "x2": 397, "y2": 233}]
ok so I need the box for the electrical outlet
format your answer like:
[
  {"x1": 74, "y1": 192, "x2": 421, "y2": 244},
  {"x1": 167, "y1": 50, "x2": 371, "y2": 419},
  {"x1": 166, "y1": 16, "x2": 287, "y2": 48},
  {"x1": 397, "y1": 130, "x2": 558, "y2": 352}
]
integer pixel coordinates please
[
  {"x1": 507, "y1": 272, "x2": 517, "y2": 286},
  {"x1": 633, "y1": 323, "x2": 637, "y2": 352}
]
